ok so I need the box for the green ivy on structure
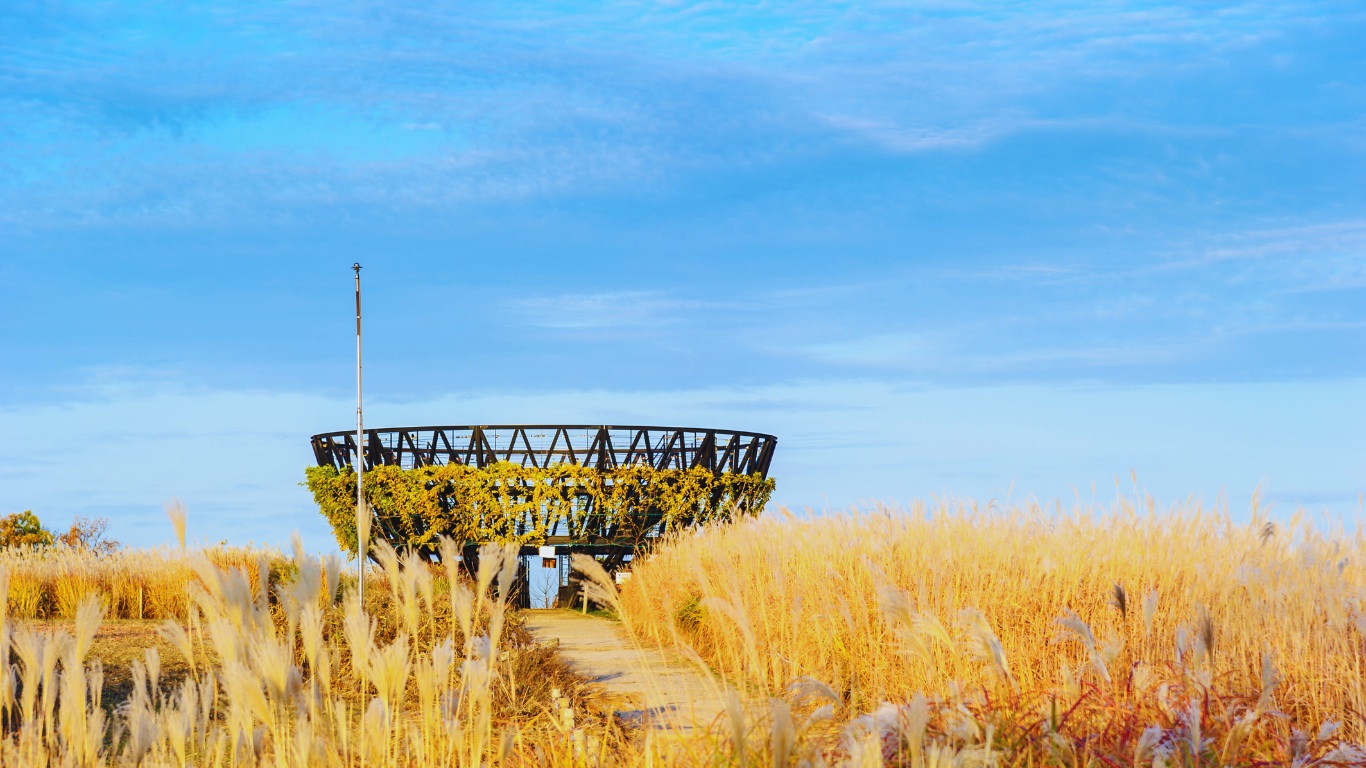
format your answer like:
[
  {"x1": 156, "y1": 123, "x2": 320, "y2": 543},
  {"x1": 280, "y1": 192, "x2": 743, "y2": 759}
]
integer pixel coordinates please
[{"x1": 305, "y1": 462, "x2": 775, "y2": 559}]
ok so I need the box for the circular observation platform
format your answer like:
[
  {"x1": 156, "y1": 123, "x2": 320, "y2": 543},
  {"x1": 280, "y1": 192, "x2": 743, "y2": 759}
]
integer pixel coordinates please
[{"x1": 308, "y1": 425, "x2": 777, "y2": 605}]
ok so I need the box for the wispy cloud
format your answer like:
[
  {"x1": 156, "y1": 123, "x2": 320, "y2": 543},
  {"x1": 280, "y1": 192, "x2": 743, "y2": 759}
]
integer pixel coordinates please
[
  {"x1": 510, "y1": 291, "x2": 725, "y2": 330},
  {"x1": 3, "y1": 0, "x2": 1357, "y2": 226},
  {"x1": 790, "y1": 332, "x2": 1204, "y2": 375},
  {"x1": 817, "y1": 114, "x2": 1015, "y2": 152},
  {"x1": 796, "y1": 333, "x2": 943, "y2": 367}
]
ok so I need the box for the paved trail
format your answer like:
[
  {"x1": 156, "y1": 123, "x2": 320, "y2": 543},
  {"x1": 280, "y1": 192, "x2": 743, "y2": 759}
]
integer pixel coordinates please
[{"x1": 523, "y1": 610, "x2": 728, "y2": 733}]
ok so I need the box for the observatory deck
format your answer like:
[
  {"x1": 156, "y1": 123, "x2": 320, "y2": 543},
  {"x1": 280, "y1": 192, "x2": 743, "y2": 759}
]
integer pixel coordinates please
[{"x1": 308, "y1": 425, "x2": 778, "y2": 593}]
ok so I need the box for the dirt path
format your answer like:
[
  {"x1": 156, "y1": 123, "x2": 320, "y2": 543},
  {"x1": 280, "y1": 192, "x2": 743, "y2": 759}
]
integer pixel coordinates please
[{"x1": 523, "y1": 609, "x2": 729, "y2": 733}]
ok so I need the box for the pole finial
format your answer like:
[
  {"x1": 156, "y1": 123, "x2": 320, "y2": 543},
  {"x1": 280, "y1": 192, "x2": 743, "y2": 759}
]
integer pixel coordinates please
[{"x1": 353, "y1": 262, "x2": 362, "y2": 272}]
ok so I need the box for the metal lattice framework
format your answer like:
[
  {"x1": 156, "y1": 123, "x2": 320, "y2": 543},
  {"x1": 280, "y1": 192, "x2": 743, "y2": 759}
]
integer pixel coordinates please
[{"x1": 311, "y1": 424, "x2": 777, "y2": 478}]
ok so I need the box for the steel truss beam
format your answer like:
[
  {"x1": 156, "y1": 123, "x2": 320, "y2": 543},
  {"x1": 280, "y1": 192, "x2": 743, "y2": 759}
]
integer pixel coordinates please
[{"x1": 311, "y1": 424, "x2": 776, "y2": 479}]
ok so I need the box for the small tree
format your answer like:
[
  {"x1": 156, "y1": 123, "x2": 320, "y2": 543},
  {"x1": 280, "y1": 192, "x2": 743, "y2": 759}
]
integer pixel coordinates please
[
  {"x1": 57, "y1": 516, "x2": 119, "y2": 554},
  {"x1": 0, "y1": 511, "x2": 54, "y2": 549}
]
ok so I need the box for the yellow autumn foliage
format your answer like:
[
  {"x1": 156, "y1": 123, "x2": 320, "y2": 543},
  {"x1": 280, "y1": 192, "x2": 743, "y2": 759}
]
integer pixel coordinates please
[{"x1": 306, "y1": 461, "x2": 775, "y2": 557}]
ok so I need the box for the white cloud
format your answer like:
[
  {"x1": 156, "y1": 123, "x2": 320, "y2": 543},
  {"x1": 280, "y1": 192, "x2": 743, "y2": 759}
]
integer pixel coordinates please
[
  {"x1": 796, "y1": 333, "x2": 941, "y2": 367},
  {"x1": 509, "y1": 291, "x2": 725, "y2": 330}
]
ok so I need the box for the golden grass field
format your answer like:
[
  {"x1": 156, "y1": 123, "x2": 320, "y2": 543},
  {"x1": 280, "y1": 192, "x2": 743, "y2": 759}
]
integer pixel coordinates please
[
  {"x1": 0, "y1": 497, "x2": 1363, "y2": 766},
  {"x1": 621, "y1": 498, "x2": 1366, "y2": 765}
]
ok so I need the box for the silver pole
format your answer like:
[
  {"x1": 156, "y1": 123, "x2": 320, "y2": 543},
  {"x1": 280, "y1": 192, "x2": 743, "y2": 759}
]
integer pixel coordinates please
[
  {"x1": 353, "y1": 263, "x2": 365, "y2": 607},
  {"x1": 353, "y1": 262, "x2": 368, "y2": 759}
]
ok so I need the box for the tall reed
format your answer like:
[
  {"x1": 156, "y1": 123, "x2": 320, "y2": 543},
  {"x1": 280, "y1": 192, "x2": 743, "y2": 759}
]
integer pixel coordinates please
[
  {"x1": 620, "y1": 497, "x2": 1366, "y2": 764},
  {"x1": 0, "y1": 545, "x2": 289, "y2": 621},
  {"x1": 7, "y1": 494, "x2": 1364, "y2": 765},
  {"x1": 0, "y1": 539, "x2": 616, "y2": 765}
]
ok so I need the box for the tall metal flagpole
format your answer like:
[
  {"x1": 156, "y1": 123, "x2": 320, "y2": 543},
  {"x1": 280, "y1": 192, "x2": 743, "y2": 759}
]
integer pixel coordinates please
[{"x1": 353, "y1": 263, "x2": 365, "y2": 607}]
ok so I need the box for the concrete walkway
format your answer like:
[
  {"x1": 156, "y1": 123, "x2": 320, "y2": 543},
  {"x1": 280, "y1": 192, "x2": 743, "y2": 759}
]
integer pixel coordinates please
[{"x1": 523, "y1": 609, "x2": 729, "y2": 733}]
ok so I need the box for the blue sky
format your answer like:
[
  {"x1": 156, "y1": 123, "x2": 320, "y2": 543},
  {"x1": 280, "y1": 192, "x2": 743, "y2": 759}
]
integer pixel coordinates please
[{"x1": 2, "y1": 1, "x2": 1363, "y2": 549}]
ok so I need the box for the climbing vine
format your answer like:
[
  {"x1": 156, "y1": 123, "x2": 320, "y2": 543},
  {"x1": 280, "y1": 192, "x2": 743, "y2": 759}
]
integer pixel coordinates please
[{"x1": 305, "y1": 462, "x2": 775, "y2": 559}]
